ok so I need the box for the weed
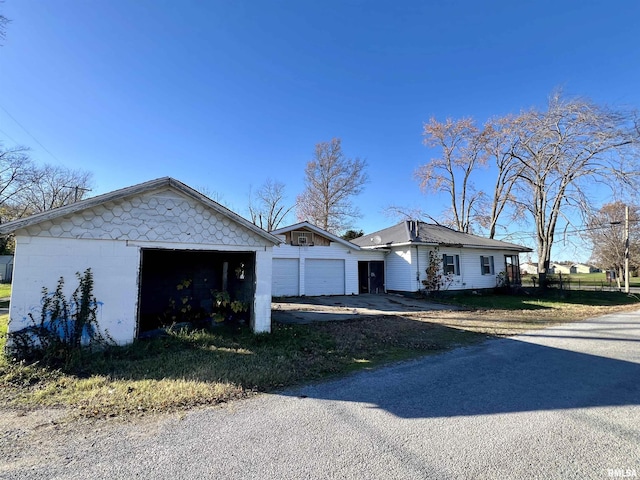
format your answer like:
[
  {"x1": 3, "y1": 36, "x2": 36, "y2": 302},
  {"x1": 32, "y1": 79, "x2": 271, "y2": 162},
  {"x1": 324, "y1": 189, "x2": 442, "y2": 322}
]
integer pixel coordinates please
[{"x1": 6, "y1": 269, "x2": 113, "y2": 369}]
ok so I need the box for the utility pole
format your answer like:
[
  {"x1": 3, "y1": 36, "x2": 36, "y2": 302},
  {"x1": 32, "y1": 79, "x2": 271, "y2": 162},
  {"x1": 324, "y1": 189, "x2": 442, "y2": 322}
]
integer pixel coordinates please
[{"x1": 63, "y1": 185, "x2": 91, "y2": 202}]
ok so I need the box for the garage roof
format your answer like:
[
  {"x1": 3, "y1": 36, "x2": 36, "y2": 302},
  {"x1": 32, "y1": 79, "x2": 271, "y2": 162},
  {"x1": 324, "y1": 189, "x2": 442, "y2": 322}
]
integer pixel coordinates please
[{"x1": 0, "y1": 177, "x2": 282, "y2": 245}]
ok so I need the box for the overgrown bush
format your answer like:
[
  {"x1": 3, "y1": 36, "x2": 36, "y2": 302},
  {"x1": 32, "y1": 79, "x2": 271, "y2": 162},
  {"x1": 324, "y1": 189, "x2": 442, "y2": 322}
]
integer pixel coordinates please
[
  {"x1": 5, "y1": 268, "x2": 113, "y2": 368},
  {"x1": 422, "y1": 248, "x2": 453, "y2": 295}
]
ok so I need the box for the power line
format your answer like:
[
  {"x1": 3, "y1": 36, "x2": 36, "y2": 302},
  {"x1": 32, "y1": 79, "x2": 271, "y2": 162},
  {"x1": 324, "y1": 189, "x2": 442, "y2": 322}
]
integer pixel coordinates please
[
  {"x1": 503, "y1": 219, "x2": 640, "y2": 242},
  {"x1": 0, "y1": 126, "x2": 21, "y2": 146},
  {"x1": 0, "y1": 102, "x2": 63, "y2": 164}
]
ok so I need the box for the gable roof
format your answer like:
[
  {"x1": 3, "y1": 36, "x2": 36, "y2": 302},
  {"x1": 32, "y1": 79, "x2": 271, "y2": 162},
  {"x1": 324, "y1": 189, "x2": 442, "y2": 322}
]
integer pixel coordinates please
[
  {"x1": 0, "y1": 177, "x2": 281, "y2": 245},
  {"x1": 271, "y1": 221, "x2": 360, "y2": 250},
  {"x1": 351, "y1": 220, "x2": 532, "y2": 252}
]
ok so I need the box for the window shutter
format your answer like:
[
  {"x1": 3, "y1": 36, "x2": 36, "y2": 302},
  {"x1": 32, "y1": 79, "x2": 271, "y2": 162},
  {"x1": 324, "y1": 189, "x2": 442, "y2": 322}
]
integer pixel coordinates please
[
  {"x1": 490, "y1": 256, "x2": 495, "y2": 275},
  {"x1": 443, "y1": 254, "x2": 447, "y2": 272},
  {"x1": 480, "y1": 256, "x2": 485, "y2": 274},
  {"x1": 455, "y1": 255, "x2": 460, "y2": 276}
]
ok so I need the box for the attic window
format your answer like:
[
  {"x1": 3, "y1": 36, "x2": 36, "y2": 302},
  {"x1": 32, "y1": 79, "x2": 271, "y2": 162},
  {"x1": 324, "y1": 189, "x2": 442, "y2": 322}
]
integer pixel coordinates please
[{"x1": 298, "y1": 233, "x2": 308, "y2": 245}]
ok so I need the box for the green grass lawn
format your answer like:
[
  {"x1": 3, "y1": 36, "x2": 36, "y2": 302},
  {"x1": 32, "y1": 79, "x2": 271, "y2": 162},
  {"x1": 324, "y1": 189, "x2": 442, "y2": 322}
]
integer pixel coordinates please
[
  {"x1": 0, "y1": 283, "x2": 11, "y2": 298},
  {"x1": 520, "y1": 272, "x2": 640, "y2": 288},
  {"x1": 440, "y1": 289, "x2": 640, "y2": 311}
]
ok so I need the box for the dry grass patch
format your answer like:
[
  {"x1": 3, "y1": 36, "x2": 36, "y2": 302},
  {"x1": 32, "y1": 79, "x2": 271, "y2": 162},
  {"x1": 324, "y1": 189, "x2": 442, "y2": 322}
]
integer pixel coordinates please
[
  {"x1": 1, "y1": 316, "x2": 484, "y2": 419},
  {"x1": 2, "y1": 291, "x2": 638, "y2": 420}
]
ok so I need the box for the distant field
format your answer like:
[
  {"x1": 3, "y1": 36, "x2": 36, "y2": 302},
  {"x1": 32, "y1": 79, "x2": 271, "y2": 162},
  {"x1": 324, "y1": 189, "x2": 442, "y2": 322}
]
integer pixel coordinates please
[{"x1": 520, "y1": 272, "x2": 640, "y2": 288}]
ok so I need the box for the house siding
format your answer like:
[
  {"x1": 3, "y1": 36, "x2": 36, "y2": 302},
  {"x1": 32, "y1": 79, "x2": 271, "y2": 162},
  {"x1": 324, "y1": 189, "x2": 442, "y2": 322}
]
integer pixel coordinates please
[
  {"x1": 439, "y1": 248, "x2": 519, "y2": 291},
  {"x1": 384, "y1": 245, "x2": 524, "y2": 293},
  {"x1": 385, "y1": 248, "x2": 415, "y2": 292}
]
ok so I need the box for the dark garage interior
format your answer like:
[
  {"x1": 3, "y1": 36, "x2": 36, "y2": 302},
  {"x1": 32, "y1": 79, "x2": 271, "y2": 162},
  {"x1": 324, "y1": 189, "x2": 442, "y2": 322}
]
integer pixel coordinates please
[
  {"x1": 138, "y1": 249, "x2": 255, "y2": 334},
  {"x1": 358, "y1": 261, "x2": 385, "y2": 294}
]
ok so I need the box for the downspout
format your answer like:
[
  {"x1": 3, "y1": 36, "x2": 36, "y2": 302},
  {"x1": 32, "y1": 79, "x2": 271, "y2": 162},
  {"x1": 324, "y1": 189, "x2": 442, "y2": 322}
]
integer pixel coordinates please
[{"x1": 415, "y1": 245, "x2": 420, "y2": 291}]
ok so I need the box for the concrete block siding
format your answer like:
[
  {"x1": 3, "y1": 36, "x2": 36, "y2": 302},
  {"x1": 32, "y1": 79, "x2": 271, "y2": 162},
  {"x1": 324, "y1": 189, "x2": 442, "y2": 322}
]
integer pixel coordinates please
[{"x1": 7, "y1": 182, "x2": 277, "y2": 344}]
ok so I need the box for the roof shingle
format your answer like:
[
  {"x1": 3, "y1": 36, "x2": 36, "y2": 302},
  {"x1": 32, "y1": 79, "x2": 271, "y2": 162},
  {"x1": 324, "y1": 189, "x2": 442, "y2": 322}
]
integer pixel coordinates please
[{"x1": 351, "y1": 221, "x2": 531, "y2": 252}]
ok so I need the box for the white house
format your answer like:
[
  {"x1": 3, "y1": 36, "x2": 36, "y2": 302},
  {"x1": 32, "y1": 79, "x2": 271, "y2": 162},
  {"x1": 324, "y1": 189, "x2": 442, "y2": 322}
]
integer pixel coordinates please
[
  {"x1": 270, "y1": 222, "x2": 385, "y2": 296},
  {"x1": 549, "y1": 263, "x2": 572, "y2": 275},
  {"x1": 520, "y1": 262, "x2": 538, "y2": 275},
  {"x1": 0, "y1": 178, "x2": 281, "y2": 344},
  {"x1": 570, "y1": 263, "x2": 599, "y2": 274},
  {"x1": 351, "y1": 221, "x2": 532, "y2": 292}
]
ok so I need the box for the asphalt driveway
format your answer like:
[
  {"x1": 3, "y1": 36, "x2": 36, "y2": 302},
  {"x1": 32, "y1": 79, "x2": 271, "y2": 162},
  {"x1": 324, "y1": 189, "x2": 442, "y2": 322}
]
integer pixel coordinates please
[
  {"x1": 3, "y1": 310, "x2": 640, "y2": 479},
  {"x1": 272, "y1": 293, "x2": 459, "y2": 323}
]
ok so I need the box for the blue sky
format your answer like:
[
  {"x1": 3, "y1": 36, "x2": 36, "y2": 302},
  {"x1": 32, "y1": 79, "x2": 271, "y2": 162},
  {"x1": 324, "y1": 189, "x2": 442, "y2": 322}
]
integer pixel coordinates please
[{"x1": 1, "y1": 1, "x2": 639, "y2": 261}]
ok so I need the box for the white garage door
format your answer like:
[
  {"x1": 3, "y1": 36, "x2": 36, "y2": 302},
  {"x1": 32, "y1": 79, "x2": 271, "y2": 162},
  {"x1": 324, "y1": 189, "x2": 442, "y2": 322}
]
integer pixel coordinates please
[
  {"x1": 272, "y1": 258, "x2": 299, "y2": 296},
  {"x1": 305, "y1": 259, "x2": 345, "y2": 296}
]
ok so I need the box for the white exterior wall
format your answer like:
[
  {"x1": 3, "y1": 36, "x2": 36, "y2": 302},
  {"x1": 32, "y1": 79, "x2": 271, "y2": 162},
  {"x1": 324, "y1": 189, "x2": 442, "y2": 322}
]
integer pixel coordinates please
[
  {"x1": 355, "y1": 250, "x2": 386, "y2": 262},
  {"x1": 385, "y1": 248, "x2": 416, "y2": 292},
  {"x1": 521, "y1": 262, "x2": 538, "y2": 275},
  {"x1": 386, "y1": 245, "x2": 524, "y2": 292},
  {"x1": 10, "y1": 235, "x2": 141, "y2": 345},
  {"x1": 8, "y1": 187, "x2": 276, "y2": 343},
  {"x1": 272, "y1": 242, "x2": 359, "y2": 295},
  {"x1": 253, "y1": 248, "x2": 272, "y2": 333},
  {"x1": 432, "y1": 247, "x2": 521, "y2": 291}
]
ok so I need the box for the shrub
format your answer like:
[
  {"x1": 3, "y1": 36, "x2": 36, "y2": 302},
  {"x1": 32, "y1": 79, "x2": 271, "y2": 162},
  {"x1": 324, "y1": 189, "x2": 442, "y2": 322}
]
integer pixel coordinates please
[{"x1": 422, "y1": 247, "x2": 453, "y2": 295}]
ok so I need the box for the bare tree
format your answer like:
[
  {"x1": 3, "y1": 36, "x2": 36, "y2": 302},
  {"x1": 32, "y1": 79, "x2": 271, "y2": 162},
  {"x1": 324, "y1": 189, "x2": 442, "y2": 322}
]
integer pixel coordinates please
[
  {"x1": 383, "y1": 204, "x2": 437, "y2": 225},
  {"x1": 15, "y1": 164, "x2": 92, "y2": 215},
  {"x1": 0, "y1": 144, "x2": 36, "y2": 223},
  {"x1": 248, "y1": 179, "x2": 294, "y2": 231},
  {"x1": 415, "y1": 117, "x2": 488, "y2": 234},
  {"x1": 508, "y1": 92, "x2": 639, "y2": 285},
  {"x1": 587, "y1": 202, "x2": 640, "y2": 288},
  {"x1": 0, "y1": 12, "x2": 9, "y2": 46},
  {"x1": 482, "y1": 116, "x2": 525, "y2": 238},
  {"x1": 296, "y1": 138, "x2": 368, "y2": 234}
]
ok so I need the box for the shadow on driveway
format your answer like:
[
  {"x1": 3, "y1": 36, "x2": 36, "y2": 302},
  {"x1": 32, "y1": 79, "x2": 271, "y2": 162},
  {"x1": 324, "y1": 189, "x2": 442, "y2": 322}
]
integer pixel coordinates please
[{"x1": 283, "y1": 314, "x2": 640, "y2": 420}]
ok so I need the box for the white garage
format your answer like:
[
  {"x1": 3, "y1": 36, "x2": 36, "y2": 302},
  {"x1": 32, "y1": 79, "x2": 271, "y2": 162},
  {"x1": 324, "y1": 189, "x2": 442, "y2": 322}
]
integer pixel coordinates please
[
  {"x1": 304, "y1": 259, "x2": 345, "y2": 296},
  {"x1": 0, "y1": 177, "x2": 281, "y2": 343},
  {"x1": 272, "y1": 258, "x2": 299, "y2": 296},
  {"x1": 270, "y1": 222, "x2": 361, "y2": 296}
]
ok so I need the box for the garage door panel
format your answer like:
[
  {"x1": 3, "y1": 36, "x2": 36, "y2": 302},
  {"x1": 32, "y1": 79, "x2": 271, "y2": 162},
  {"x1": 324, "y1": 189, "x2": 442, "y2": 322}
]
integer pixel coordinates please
[
  {"x1": 272, "y1": 258, "x2": 299, "y2": 296},
  {"x1": 305, "y1": 259, "x2": 345, "y2": 296}
]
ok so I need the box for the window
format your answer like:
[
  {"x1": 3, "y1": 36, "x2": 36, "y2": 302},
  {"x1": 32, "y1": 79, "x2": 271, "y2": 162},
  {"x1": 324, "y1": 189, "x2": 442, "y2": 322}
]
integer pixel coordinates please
[
  {"x1": 480, "y1": 255, "x2": 494, "y2": 275},
  {"x1": 443, "y1": 254, "x2": 460, "y2": 275},
  {"x1": 297, "y1": 233, "x2": 308, "y2": 245}
]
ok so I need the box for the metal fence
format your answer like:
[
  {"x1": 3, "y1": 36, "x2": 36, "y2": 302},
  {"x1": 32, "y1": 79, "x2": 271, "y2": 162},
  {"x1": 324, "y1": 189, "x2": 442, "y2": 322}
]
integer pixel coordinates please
[{"x1": 520, "y1": 274, "x2": 635, "y2": 293}]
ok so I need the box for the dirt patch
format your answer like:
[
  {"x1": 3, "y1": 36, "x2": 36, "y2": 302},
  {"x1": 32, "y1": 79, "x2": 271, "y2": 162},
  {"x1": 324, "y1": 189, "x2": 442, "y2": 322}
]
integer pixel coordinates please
[{"x1": 272, "y1": 293, "x2": 459, "y2": 324}]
